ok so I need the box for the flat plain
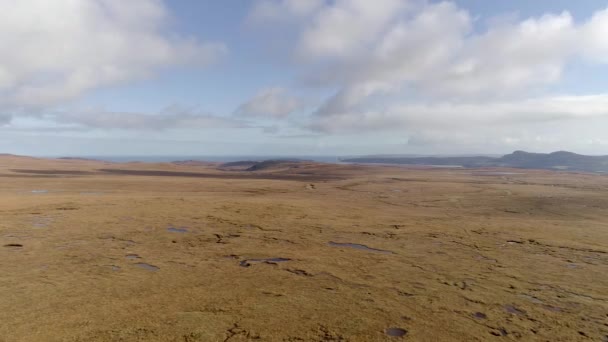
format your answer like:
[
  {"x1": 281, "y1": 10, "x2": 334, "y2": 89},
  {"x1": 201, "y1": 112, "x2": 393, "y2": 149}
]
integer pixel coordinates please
[{"x1": 0, "y1": 155, "x2": 607, "y2": 341}]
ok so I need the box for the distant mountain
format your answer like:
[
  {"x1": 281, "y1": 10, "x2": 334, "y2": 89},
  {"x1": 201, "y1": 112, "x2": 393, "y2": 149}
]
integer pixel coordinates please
[
  {"x1": 220, "y1": 160, "x2": 260, "y2": 168},
  {"x1": 58, "y1": 157, "x2": 100, "y2": 162},
  {"x1": 218, "y1": 159, "x2": 311, "y2": 172},
  {"x1": 343, "y1": 151, "x2": 608, "y2": 172},
  {"x1": 245, "y1": 159, "x2": 309, "y2": 171},
  {"x1": 171, "y1": 160, "x2": 212, "y2": 166},
  {"x1": 341, "y1": 155, "x2": 495, "y2": 167},
  {"x1": 494, "y1": 151, "x2": 608, "y2": 171}
]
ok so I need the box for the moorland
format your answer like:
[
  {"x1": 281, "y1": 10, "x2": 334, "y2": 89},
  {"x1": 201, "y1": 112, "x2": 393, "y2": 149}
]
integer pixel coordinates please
[{"x1": 0, "y1": 155, "x2": 607, "y2": 341}]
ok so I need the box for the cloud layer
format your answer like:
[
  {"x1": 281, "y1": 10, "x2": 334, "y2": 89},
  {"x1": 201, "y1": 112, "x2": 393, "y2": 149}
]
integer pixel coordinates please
[
  {"x1": 52, "y1": 106, "x2": 247, "y2": 131},
  {"x1": 234, "y1": 88, "x2": 304, "y2": 119},
  {"x1": 3, "y1": 1, "x2": 608, "y2": 155}
]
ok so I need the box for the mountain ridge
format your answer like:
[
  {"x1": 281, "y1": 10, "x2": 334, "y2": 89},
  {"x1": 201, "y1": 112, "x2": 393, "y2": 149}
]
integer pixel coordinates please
[{"x1": 343, "y1": 151, "x2": 608, "y2": 172}]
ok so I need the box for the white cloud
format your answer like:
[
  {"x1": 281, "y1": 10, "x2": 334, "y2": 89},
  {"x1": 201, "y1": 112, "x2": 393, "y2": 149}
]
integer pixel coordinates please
[
  {"x1": 245, "y1": 0, "x2": 608, "y2": 149},
  {"x1": 297, "y1": 0, "x2": 407, "y2": 60},
  {"x1": 306, "y1": 3, "x2": 585, "y2": 109},
  {"x1": 0, "y1": 0, "x2": 226, "y2": 109},
  {"x1": 234, "y1": 87, "x2": 304, "y2": 119},
  {"x1": 311, "y1": 93, "x2": 608, "y2": 133},
  {"x1": 437, "y1": 11, "x2": 577, "y2": 97},
  {"x1": 579, "y1": 8, "x2": 608, "y2": 63}
]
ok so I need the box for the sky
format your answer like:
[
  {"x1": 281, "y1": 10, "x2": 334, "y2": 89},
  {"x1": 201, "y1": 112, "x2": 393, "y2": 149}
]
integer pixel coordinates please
[{"x1": 1, "y1": 0, "x2": 608, "y2": 156}]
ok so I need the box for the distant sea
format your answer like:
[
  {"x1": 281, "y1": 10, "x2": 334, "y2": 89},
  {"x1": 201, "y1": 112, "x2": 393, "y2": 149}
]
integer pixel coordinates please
[{"x1": 62, "y1": 155, "x2": 344, "y2": 163}]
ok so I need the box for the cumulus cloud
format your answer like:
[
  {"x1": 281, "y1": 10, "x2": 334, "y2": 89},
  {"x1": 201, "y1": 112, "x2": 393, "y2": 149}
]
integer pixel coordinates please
[
  {"x1": 297, "y1": 0, "x2": 407, "y2": 60},
  {"x1": 0, "y1": 0, "x2": 226, "y2": 109},
  {"x1": 579, "y1": 8, "x2": 608, "y2": 63},
  {"x1": 437, "y1": 11, "x2": 577, "y2": 96},
  {"x1": 304, "y1": 3, "x2": 588, "y2": 110},
  {"x1": 234, "y1": 87, "x2": 304, "y2": 119},
  {"x1": 247, "y1": 0, "x2": 608, "y2": 143}
]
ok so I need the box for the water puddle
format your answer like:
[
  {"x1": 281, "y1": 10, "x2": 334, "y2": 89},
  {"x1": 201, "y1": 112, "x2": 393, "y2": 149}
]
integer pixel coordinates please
[
  {"x1": 81, "y1": 192, "x2": 104, "y2": 196},
  {"x1": 518, "y1": 294, "x2": 543, "y2": 304},
  {"x1": 32, "y1": 216, "x2": 53, "y2": 228},
  {"x1": 491, "y1": 328, "x2": 509, "y2": 337},
  {"x1": 30, "y1": 190, "x2": 49, "y2": 194},
  {"x1": 385, "y1": 327, "x2": 407, "y2": 337},
  {"x1": 167, "y1": 226, "x2": 189, "y2": 233},
  {"x1": 542, "y1": 304, "x2": 562, "y2": 312},
  {"x1": 518, "y1": 294, "x2": 562, "y2": 312},
  {"x1": 134, "y1": 263, "x2": 159, "y2": 271},
  {"x1": 473, "y1": 312, "x2": 487, "y2": 319},
  {"x1": 475, "y1": 254, "x2": 498, "y2": 263},
  {"x1": 504, "y1": 304, "x2": 526, "y2": 315},
  {"x1": 126, "y1": 254, "x2": 141, "y2": 259},
  {"x1": 239, "y1": 258, "x2": 291, "y2": 267},
  {"x1": 328, "y1": 241, "x2": 394, "y2": 254},
  {"x1": 473, "y1": 172, "x2": 524, "y2": 176}
]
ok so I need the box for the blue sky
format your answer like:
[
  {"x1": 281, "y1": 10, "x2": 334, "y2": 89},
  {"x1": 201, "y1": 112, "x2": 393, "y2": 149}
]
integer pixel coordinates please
[{"x1": 1, "y1": 0, "x2": 608, "y2": 156}]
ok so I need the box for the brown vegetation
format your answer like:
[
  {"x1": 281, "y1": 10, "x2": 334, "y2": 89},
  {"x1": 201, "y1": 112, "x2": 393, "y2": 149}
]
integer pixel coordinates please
[{"x1": 0, "y1": 155, "x2": 607, "y2": 341}]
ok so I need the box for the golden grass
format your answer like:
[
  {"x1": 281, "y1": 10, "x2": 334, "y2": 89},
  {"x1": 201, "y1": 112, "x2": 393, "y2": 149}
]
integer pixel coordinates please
[{"x1": 0, "y1": 156, "x2": 607, "y2": 341}]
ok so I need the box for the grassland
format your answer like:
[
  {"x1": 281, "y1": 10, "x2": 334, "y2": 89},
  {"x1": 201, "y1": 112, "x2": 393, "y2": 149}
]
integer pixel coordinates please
[{"x1": 0, "y1": 155, "x2": 607, "y2": 341}]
